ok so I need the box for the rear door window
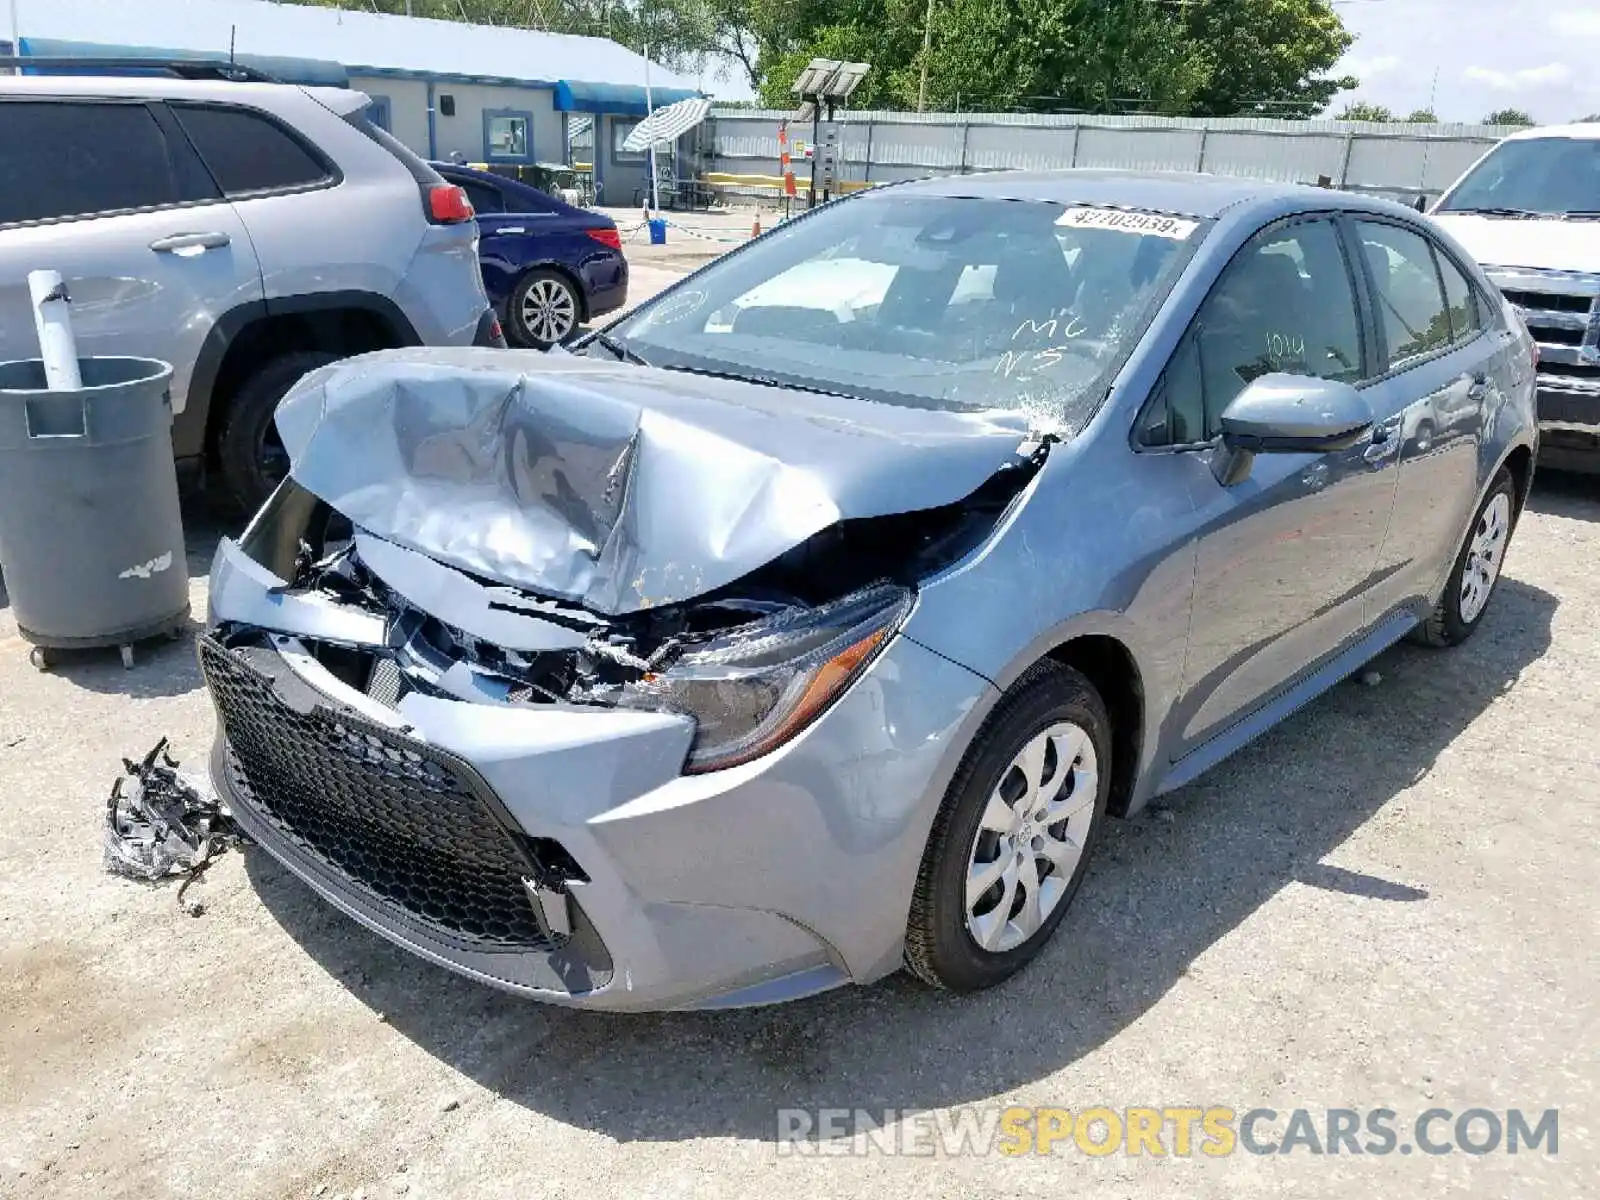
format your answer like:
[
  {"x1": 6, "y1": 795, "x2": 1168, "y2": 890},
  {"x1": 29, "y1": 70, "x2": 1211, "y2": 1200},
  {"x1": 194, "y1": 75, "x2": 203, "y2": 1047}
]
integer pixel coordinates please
[
  {"x1": 173, "y1": 105, "x2": 335, "y2": 197},
  {"x1": 1355, "y1": 221, "x2": 1453, "y2": 368},
  {"x1": 0, "y1": 101, "x2": 184, "y2": 225},
  {"x1": 451, "y1": 178, "x2": 506, "y2": 215}
]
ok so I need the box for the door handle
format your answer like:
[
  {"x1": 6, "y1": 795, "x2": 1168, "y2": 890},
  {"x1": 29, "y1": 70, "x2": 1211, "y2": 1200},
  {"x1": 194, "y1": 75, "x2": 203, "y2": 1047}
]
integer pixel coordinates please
[
  {"x1": 493, "y1": 226, "x2": 527, "y2": 235},
  {"x1": 150, "y1": 232, "x2": 232, "y2": 254},
  {"x1": 1467, "y1": 374, "x2": 1491, "y2": 401}
]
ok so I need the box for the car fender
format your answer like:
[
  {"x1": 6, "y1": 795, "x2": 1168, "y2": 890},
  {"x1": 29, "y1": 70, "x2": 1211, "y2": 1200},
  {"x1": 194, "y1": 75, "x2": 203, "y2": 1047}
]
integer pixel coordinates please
[{"x1": 903, "y1": 444, "x2": 1197, "y2": 819}]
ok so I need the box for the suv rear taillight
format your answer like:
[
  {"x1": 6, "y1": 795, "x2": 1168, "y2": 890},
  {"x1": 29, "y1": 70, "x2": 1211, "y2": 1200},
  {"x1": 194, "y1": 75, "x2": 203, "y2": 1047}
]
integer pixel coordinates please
[
  {"x1": 586, "y1": 227, "x2": 623, "y2": 250},
  {"x1": 427, "y1": 184, "x2": 475, "y2": 224}
]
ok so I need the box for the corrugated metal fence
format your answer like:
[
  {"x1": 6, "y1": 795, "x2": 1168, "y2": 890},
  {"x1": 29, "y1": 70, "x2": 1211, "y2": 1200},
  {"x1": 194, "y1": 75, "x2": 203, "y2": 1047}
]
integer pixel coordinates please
[{"x1": 705, "y1": 108, "x2": 1519, "y2": 206}]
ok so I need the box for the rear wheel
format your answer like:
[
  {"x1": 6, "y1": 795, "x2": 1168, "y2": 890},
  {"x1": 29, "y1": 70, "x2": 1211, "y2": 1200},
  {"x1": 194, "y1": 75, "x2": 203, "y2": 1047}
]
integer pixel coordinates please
[
  {"x1": 1414, "y1": 467, "x2": 1518, "y2": 647},
  {"x1": 905, "y1": 660, "x2": 1111, "y2": 992},
  {"x1": 214, "y1": 351, "x2": 339, "y2": 514},
  {"x1": 508, "y1": 269, "x2": 581, "y2": 350}
]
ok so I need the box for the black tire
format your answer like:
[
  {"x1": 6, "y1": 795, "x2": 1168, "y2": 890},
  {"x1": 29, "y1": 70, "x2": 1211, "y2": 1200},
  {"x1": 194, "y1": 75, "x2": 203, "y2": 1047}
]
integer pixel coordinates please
[
  {"x1": 905, "y1": 660, "x2": 1112, "y2": 992},
  {"x1": 507, "y1": 269, "x2": 583, "y2": 350},
  {"x1": 1413, "y1": 467, "x2": 1519, "y2": 648},
  {"x1": 214, "y1": 352, "x2": 340, "y2": 515}
]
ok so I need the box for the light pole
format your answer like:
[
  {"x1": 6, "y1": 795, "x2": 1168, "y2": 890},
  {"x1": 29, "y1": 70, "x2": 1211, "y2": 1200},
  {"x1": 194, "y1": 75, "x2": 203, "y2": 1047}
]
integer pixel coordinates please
[{"x1": 643, "y1": 41, "x2": 658, "y2": 214}]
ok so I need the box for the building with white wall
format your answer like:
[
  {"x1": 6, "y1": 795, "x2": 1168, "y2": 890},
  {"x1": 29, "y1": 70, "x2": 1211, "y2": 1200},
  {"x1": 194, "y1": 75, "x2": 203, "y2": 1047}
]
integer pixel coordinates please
[{"x1": 5, "y1": 0, "x2": 705, "y2": 204}]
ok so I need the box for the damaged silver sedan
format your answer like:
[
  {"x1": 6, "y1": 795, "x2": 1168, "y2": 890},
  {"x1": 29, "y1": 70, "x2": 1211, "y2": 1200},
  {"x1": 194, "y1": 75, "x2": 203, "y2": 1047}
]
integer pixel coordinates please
[{"x1": 202, "y1": 171, "x2": 1537, "y2": 1009}]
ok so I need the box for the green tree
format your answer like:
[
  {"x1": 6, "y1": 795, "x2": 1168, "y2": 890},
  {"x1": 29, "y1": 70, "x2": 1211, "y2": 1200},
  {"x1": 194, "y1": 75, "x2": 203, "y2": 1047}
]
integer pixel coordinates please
[
  {"x1": 1484, "y1": 108, "x2": 1535, "y2": 126},
  {"x1": 1336, "y1": 101, "x2": 1394, "y2": 122},
  {"x1": 1182, "y1": 0, "x2": 1355, "y2": 117},
  {"x1": 758, "y1": 0, "x2": 1351, "y2": 115},
  {"x1": 1405, "y1": 107, "x2": 1439, "y2": 122}
]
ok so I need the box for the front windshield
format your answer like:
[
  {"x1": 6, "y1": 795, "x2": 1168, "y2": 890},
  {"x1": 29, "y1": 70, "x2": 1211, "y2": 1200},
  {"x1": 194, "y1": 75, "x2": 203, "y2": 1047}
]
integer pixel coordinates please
[
  {"x1": 1437, "y1": 137, "x2": 1600, "y2": 216},
  {"x1": 606, "y1": 193, "x2": 1202, "y2": 432}
]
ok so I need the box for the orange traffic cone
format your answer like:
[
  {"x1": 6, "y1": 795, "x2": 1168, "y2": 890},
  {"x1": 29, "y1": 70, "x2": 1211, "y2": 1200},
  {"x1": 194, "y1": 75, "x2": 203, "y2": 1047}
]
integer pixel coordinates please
[{"x1": 751, "y1": 213, "x2": 762, "y2": 238}]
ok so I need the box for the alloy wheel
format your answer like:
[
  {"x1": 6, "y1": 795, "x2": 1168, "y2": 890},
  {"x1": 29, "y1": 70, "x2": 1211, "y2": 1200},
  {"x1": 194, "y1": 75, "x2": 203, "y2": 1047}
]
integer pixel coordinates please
[
  {"x1": 964, "y1": 721, "x2": 1099, "y2": 954},
  {"x1": 520, "y1": 276, "x2": 577, "y2": 346}
]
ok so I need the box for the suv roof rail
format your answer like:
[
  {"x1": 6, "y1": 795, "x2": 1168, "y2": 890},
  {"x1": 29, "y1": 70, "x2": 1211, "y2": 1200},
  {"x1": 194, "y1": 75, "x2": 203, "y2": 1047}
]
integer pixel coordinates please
[{"x1": 0, "y1": 56, "x2": 283, "y2": 83}]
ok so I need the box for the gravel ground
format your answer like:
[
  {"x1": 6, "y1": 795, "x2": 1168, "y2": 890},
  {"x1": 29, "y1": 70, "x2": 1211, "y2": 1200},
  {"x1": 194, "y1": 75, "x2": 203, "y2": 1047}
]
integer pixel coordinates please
[{"x1": 1, "y1": 248, "x2": 1597, "y2": 1196}]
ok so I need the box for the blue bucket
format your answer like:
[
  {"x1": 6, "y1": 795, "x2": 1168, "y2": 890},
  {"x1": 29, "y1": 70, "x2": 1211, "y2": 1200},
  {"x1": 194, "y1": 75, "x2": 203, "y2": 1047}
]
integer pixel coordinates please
[{"x1": 648, "y1": 217, "x2": 667, "y2": 245}]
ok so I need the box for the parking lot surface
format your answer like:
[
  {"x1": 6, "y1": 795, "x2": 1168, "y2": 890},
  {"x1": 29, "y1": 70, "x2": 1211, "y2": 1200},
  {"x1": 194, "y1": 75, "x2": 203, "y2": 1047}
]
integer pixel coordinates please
[{"x1": 1, "y1": 238, "x2": 1596, "y2": 1198}]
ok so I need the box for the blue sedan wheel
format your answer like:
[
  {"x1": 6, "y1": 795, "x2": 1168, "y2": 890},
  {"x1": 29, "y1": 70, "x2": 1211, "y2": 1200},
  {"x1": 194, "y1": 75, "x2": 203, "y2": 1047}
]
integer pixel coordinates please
[{"x1": 509, "y1": 269, "x2": 581, "y2": 350}]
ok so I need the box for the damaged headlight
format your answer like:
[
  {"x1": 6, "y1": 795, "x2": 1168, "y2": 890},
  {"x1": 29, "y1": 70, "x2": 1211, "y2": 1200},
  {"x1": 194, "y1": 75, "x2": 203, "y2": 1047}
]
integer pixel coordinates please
[{"x1": 622, "y1": 584, "x2": 913, "y2": 774}]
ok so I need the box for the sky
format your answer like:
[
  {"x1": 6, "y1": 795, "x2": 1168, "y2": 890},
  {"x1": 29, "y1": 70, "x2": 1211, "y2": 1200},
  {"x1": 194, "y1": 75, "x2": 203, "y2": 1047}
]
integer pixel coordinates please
[{"x1": 1333, "y1": 0, "x2": 1600, "y2": 123}]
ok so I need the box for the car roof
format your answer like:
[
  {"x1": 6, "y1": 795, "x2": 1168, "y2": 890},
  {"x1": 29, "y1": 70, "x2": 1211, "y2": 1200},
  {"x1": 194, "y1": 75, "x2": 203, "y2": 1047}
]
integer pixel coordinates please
[
  {"x1": 1499, "y1": 123, "x2": 1600, "y2": 142},
  {"x1": 893, "y1": 168, "x2": 1357, "y2": 220},
  {"x1": 0, "y1": 72, "x2": 360, "y2": 113}
]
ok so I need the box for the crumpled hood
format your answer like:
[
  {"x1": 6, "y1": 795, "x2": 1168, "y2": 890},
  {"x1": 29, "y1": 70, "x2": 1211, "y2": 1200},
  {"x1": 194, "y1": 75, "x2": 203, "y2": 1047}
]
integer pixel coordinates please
[
  {"x1": 274, "y1": 347, "x2": 1033, "y2": 615},
  {"x1": 1432, "y1": 213, "x2": 1600, "y2": 275}
]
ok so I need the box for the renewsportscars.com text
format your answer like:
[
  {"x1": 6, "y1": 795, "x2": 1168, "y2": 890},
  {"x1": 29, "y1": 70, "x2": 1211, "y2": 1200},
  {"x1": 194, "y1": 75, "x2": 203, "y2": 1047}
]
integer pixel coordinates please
[{"x1": 775, "y1": 1106, "x2": 1559, "y2": 1158}]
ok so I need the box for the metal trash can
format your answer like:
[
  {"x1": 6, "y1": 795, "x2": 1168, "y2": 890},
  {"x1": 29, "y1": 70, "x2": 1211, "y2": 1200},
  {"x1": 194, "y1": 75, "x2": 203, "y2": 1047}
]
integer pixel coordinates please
[{"x1": 0, "y1": 357, "x2": 189, "y2": 669}]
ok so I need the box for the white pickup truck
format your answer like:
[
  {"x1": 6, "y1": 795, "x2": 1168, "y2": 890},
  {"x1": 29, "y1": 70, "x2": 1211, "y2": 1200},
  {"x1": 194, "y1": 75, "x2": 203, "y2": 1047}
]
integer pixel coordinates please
[{"x1": 1431, "y1": 124, "x2": 1600, "y2": 473}]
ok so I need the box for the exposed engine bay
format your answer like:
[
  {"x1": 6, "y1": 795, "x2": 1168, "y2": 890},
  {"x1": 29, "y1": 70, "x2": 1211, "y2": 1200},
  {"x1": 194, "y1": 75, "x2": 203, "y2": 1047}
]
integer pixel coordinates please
[
  {"x1": 212, "y1": 348, "x2": 1054, "y2": 774},
  {"x1": 218, "y1": 448, "x2": 1042, "y2": 773}
]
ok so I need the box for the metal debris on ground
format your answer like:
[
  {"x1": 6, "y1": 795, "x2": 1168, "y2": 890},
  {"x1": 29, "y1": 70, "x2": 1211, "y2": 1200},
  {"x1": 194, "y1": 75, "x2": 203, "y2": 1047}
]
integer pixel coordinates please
[{"x1": 104, "y1": 738, "x2": 244, "y2": 912}]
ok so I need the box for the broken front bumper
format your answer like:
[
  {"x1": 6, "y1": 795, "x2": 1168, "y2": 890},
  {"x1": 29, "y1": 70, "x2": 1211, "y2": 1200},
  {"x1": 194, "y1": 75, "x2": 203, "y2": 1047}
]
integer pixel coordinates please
[{"x1": 200, "y1": 554, "x2": 994, "y2": 1011}]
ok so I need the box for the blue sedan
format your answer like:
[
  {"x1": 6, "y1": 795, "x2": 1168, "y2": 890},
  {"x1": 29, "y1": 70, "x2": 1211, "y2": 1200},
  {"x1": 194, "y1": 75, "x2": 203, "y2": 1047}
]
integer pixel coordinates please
[{"x1": 434, "y1": 163, "x2": 629, "y2": 350}]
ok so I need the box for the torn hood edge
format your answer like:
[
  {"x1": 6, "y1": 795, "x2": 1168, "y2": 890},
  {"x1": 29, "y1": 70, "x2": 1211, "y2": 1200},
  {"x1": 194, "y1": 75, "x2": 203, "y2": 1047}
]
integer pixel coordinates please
[{"x1": 276, "y1": 349, "x2": 1037, "y2": 617}]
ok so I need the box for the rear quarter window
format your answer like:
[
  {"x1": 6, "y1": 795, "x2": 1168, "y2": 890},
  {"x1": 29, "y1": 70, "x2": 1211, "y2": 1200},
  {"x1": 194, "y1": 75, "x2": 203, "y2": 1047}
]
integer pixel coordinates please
[{"x1": 173, "y1": 104, "x2": 335, "y2": 197}]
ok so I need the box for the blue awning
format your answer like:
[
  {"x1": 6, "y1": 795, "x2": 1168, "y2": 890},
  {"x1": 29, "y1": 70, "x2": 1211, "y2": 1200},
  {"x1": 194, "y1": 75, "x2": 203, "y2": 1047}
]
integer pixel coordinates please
[
  {"x1": 17, "y1": 38, "x2": 349, "y2": 88},
  {"x1": 554, "y1": 79, "x2": 701, "y2": 116}
]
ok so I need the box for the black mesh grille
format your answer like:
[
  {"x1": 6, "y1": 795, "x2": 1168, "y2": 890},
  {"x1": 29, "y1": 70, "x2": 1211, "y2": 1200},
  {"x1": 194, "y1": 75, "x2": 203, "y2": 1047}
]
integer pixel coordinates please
[{"x1": 199, "y1": 637, "x2": 552, "y2": 951}]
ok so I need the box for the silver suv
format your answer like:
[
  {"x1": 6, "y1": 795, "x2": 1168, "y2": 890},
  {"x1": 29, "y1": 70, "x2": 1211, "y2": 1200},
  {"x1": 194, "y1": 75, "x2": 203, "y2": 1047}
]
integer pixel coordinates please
[{"x1": 0, "y1": 66, "x2": 503, "y2": 509}]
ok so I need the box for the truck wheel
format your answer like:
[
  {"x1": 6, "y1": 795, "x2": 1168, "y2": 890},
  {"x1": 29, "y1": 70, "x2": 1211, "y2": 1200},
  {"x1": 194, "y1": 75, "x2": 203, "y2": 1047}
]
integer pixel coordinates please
[{"x1": 215, "y1": 352, "x2": 339, "y2": 514}]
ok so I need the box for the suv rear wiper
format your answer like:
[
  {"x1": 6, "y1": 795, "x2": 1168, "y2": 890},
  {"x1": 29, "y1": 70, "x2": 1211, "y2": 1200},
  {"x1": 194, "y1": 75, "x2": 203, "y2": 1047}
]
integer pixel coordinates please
[{"x1": 1443, "y1": 206, "x2": 1542, "y2": 218}]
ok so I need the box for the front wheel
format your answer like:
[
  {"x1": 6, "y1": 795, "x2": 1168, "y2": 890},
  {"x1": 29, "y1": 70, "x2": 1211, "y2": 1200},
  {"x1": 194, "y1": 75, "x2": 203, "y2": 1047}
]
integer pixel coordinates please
[
  {"x1": 905, "y1": 660, "x2": 1111, "y2": 992},
  {"x1": 1414, "y1": 467, "x2": 1518, "y2": 647},
  {"x1": 508, "y1": 269, "x2": 581, "y2": 350}
]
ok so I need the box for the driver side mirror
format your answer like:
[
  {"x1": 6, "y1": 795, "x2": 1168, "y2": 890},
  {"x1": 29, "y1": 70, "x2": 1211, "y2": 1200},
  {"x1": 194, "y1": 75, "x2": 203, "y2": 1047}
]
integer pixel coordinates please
[{"x1": 1211, "y1": 374, "x2": 1374, "y2": 486}]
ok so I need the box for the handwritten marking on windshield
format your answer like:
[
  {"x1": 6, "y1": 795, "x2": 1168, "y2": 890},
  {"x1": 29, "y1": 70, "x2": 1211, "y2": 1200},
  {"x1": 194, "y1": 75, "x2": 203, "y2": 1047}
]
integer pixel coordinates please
[
  {"x1": 996, "y1": 313, "x2": 1091, "y2": 379},
  {"x1": 1013, "y1": 314, "x2": 1088, "y2": 342},
  {"x1": 996, "y1": 345, "x2": 1084, "y2": 379},
  {"x1": 1264, "y1": 331, "x2": 1306, "y2": 365}
]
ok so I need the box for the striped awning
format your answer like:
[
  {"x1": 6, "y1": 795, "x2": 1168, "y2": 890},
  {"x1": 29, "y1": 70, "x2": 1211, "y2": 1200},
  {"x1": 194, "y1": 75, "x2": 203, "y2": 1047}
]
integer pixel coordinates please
[{"x1": 622, "y1": 96, "x2": 713, "y2": 151}]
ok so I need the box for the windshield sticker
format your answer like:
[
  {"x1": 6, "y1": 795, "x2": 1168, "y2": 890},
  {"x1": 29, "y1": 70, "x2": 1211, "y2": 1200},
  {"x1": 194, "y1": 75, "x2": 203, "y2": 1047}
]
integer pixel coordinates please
[{"x1": 1056, "y1": 207, "x2": 1199, "y2": 240}]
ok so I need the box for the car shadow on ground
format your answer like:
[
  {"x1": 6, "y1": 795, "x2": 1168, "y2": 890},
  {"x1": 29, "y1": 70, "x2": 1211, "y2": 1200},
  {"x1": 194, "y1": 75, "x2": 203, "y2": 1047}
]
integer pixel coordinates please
[{"x1": 246, "y1": 574, "x2": 1558, "y2": 1142}]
